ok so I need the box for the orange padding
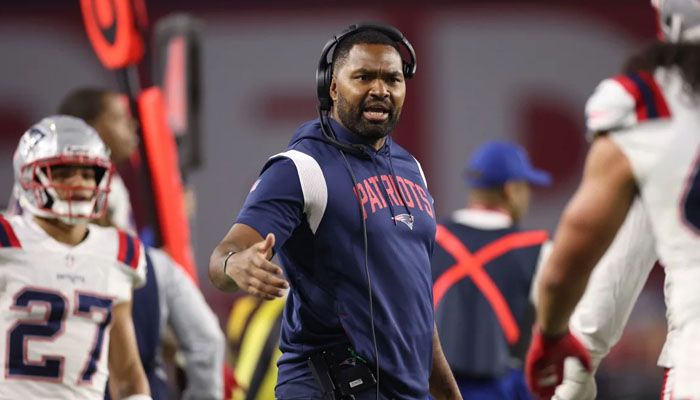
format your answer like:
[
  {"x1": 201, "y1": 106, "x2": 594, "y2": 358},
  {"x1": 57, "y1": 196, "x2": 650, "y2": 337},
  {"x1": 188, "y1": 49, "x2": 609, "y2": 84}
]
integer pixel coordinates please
[
  {"x1": 138, "y1": 87, "x2": 198, "y2": 284},
  {"x1": 434, "y1": 225, "x2": 548, "y2": 344},
  {"x1": 80, "y1": 0, "x2": 144, "y2": 69}
]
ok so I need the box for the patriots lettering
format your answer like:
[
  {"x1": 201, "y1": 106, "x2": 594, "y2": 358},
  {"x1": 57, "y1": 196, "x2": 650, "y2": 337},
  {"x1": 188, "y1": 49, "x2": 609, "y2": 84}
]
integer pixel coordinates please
[
  {"x1": 354, "y1": 174, "x2": 434, "y2": 219},
  {"x1": 395, "y1": 177, "x2": 415, "y2": 208},
  {"x1": 380, "y1": 175, "x2": 401, "y2": 206}
]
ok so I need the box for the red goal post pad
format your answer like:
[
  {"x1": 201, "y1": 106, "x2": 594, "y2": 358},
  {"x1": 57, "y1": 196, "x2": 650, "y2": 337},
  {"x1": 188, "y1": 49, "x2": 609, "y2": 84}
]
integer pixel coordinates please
[{"x1": 138, "y1": 87, "x2": 199, "y2": 284}]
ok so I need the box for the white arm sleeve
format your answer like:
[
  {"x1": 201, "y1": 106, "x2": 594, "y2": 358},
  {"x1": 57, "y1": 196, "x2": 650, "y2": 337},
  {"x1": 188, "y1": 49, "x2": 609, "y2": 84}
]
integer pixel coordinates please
[
  {"x1": 150, "y1": 249, "x2": 226, "y2": 400},
  {"x1": 554, "y1": 199, "x2": 657, "y2": 400}
]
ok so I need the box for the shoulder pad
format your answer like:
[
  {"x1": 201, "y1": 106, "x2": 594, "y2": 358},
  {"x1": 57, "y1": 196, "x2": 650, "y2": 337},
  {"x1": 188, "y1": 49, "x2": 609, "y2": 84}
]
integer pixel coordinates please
[
  {"x1": 116, "y1": 229, "x2": 147, "y2": 288},
  {"x1": 585, "y1": 71, "x2": 671, "y2": 140}
]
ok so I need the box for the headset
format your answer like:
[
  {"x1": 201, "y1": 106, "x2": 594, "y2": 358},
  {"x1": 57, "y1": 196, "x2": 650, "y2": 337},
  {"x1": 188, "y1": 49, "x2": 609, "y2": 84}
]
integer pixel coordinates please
[{"x1": 314, "y1": 22, "x2": 417, "y2": 399}]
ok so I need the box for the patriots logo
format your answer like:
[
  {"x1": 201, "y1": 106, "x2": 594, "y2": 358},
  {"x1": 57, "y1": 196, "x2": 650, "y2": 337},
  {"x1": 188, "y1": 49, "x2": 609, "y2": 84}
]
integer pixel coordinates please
[
  {"x1": 26, "y1": 128, "x2": 46, "y2": 149},
  {"x1": 339, "y1": 357, "x2": 357, "y2": 367},
  {"x1": 393, "y1": 213, "x2": 414, "y2": 230}
]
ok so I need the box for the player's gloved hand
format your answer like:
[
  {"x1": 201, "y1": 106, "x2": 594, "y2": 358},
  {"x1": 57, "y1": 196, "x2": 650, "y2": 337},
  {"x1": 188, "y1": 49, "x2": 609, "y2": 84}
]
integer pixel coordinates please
[
  {"x1": 224, "y1": 233, "x2": 289, "y2": 300},
  {"x1": 525, "y1": 326, "x2": 592, "y2": 400}
]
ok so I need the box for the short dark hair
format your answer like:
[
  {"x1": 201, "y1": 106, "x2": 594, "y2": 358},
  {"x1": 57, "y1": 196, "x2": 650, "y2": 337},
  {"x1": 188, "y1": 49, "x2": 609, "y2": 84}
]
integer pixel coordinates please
[
  {"x1": 57, "y1": 88, "x2": 111, "y2": 123},
  {"x1": 624, "y1": 41, "x2": 700, "y2": 96},
  {"x1": 331, "y1": 29, "x2": 401, "y2": 74}
]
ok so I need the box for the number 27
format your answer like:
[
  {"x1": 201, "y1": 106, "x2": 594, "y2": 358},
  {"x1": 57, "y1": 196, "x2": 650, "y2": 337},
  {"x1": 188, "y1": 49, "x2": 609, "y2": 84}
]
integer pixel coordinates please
[{"x1": 7, "y1": 287, "x2": 113, "y2": 384}]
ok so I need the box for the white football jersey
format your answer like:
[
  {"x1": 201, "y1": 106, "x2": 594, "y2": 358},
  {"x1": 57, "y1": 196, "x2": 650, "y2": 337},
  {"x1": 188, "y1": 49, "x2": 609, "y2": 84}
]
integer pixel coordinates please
[
  {"x1": 586, "y1": 67, "x2": 700, "y2": 396},
  {"x1": 0, "y1": 214, "x2": 146, "y2": 399}
]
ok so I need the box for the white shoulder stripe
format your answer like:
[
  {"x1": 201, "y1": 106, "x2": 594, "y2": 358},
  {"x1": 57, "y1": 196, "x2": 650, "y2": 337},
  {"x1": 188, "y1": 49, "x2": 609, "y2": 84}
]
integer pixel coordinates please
[
  {"x1": 412, "y1": 156, "x2": 428, "y2": 188},
  {"x1": 269, "y1": 150, "x2": 327, "y2": 234}
]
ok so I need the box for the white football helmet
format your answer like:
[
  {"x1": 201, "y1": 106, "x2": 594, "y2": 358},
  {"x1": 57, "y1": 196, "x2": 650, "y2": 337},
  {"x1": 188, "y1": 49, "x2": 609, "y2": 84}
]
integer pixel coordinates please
[
  {"x1": 653, "y1": 0, "x2": 700, "y2": 42},
  {"x1": 12, "y1": 115, "x2": 114, "y2": 224}
]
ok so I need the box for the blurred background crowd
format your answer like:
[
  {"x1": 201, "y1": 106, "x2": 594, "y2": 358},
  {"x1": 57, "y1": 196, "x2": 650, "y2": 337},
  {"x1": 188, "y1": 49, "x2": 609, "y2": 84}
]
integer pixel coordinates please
[{"x1": 0, "y1": 1, "x2": 666, "y2": 398}]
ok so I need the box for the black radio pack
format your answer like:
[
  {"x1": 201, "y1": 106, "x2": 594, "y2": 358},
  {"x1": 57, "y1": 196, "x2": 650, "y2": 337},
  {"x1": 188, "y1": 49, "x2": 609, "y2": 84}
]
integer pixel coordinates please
[{"x1": 308, "y1": 345, "x2": 377, "y2": 400}]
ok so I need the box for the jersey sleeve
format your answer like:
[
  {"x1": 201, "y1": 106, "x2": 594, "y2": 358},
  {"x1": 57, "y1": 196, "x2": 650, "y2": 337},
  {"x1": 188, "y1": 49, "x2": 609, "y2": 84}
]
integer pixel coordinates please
[
  {"x1": 115, "y1": 230, "x2": 147, "y2": 289},
  {"x1": 585, "y1": 71, "x2": 671, "y2": 140},
  {"x1": 235, "y1": 156, "x2": 306, "y2": 253}
]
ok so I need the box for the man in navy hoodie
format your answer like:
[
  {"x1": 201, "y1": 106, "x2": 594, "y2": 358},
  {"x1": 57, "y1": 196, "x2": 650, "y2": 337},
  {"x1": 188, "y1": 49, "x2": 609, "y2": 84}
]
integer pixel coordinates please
[{"x1": 209, "y1": 26, "x2": 461, "y2": 399}]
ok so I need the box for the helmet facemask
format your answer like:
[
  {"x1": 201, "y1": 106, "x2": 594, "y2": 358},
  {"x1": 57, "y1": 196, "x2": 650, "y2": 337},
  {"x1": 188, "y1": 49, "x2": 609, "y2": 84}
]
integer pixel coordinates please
[{"x1": 16, "y1": 155, "x2": 113, "y2": 225}]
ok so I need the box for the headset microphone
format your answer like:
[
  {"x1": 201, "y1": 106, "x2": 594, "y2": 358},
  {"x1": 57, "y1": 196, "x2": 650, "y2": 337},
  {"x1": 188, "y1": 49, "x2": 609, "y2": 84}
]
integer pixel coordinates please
[{"x1": 318, "y1": 107, "x2": 366, "y2": 156}]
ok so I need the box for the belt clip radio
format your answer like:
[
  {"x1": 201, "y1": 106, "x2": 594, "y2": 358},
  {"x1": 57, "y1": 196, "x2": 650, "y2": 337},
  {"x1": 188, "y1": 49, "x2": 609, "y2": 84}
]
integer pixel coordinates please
[{"x1": 308, "y1": 345, "x2": 377, "y2": 400}]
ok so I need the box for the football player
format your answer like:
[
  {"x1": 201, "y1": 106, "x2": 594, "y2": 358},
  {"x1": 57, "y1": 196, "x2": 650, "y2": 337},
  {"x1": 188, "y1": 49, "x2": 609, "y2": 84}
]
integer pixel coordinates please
[
  {"x1": 0, "y1": 116, "x2": 151, "y2": 399},
  {"x1": 526, "y1": 0, "x2": 700, "y2": 399}
]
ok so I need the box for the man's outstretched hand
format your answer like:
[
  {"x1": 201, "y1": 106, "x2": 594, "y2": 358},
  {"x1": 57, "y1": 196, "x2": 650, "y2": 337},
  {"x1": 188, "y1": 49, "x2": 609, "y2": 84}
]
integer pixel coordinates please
[
  {"x1": 525, "y1": 327, "x2": 592, "y2": 400},
  {"x1": 224, "y1": 233, "x2": 289, "y2": 300}
]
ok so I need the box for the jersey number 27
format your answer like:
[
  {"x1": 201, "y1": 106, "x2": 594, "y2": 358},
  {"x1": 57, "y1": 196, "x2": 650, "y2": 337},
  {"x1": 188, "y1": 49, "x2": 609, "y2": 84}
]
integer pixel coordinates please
[{"x1": 7, "y1": 287, "x2": 113, "y2": 383}]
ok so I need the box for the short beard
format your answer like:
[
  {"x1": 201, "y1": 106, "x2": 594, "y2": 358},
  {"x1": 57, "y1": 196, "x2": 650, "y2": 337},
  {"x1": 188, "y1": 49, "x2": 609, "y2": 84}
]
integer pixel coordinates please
[{"x1": 335, "y1": 93, "x2": 400, "y2": 142}]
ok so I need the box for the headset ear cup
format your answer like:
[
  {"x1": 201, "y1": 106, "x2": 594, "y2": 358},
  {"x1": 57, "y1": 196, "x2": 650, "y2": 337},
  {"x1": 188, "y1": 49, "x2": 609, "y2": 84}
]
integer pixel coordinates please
[{"x1": 316, "y1": 62, "x2": 331, "y2": 112}]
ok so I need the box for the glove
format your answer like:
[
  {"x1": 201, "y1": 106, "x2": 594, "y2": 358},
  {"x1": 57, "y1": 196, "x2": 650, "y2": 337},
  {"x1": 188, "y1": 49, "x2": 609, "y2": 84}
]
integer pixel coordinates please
[{"x1": 525, "y1": 327, "x2": 592, "y2": 400}]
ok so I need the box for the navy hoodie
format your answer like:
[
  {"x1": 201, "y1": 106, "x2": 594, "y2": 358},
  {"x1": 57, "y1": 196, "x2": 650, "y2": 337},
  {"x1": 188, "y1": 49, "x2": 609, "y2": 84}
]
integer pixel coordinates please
[{"x1": 236, "y1": 118, "x2": 436, "y2": 399}]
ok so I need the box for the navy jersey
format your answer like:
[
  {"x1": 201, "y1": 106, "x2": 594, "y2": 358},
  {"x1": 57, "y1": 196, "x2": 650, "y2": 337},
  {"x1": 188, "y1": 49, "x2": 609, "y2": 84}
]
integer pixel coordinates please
[
  {"x1": 431, "y1": 209, "x2": 547, "y2": 380},
  {"x1": 236, "y1": 118, "x2": 436, "y2": 399}
]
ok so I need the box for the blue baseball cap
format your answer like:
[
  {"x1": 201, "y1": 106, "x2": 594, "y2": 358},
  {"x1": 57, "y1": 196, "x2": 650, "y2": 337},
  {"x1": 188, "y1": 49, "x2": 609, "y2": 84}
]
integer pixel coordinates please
[{"x1": 464, "y1": 141, "x2": 552, "y2": 188}]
